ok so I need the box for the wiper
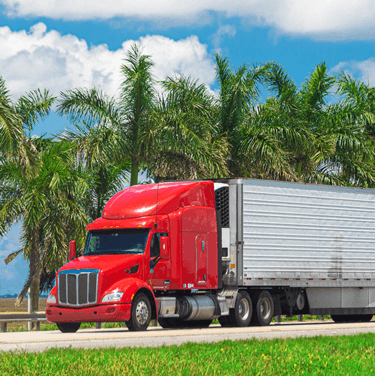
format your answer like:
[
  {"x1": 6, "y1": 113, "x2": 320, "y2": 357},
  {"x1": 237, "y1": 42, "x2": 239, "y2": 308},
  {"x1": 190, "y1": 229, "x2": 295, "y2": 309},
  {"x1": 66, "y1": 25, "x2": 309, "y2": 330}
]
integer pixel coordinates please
[{"x1": 84, "y1": 251, "x2": 127, "y2": 256}]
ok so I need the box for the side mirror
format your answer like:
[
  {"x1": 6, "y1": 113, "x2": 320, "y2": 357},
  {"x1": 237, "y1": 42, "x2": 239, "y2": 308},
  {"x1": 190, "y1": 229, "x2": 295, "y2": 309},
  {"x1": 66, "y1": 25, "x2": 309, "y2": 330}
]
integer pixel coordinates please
[
  {"x1": 69, "y1": 240, "x2": 76, "y2": 261},
  {"x1": 160, "y1": 236, "x2": 169, "y2": 259}
]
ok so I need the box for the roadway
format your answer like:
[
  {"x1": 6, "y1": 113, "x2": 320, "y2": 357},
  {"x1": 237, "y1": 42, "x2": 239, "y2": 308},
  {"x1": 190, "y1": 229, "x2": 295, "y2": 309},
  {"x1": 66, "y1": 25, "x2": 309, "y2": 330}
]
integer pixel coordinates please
[{"x1": 1, "y1": 321, "x2": 375, "y2": 353}]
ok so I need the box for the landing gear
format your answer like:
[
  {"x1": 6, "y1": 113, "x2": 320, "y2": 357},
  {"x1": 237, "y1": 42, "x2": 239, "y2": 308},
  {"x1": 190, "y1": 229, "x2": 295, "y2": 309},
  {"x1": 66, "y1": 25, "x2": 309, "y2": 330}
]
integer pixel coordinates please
[
  {"x1": 251, "y1": 291, "x2": 274, "y2": 326},
  {"x1": 56, "y1": 322, "x2": 81, "y2": 333},
  {"x1": 126, "y1": 293, "x2": 152, "y2": 331}
]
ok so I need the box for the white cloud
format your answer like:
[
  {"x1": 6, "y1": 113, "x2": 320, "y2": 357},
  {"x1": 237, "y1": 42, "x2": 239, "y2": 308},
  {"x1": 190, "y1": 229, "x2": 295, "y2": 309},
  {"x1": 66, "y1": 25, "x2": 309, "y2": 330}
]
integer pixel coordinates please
[
  {"x1": 2, "y1": 1, "x2": 375, "y2": 39},
  {"x1": 0, "y1": 23, "x2": 216, "y2": 98},
  {"x1": 212, "y1": 24, "x2": 236, "y2": 53},
  {"x1": 331, "y1": 59, "x2": 375, "y2": 87}
]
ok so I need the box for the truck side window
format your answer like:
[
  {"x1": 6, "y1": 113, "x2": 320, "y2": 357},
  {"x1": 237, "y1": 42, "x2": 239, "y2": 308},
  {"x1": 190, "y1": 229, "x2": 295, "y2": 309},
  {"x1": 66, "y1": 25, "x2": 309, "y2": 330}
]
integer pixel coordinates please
[{"x1": 150, "y1": 233, "x2": 168, "y2": 258}]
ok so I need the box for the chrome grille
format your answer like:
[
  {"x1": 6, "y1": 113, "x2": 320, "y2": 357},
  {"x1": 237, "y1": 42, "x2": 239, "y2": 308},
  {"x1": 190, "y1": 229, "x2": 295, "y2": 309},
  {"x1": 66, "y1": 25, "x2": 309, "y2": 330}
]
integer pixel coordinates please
[{"x1": 58, "y1": 269, "x2": 99, "y2": 306}]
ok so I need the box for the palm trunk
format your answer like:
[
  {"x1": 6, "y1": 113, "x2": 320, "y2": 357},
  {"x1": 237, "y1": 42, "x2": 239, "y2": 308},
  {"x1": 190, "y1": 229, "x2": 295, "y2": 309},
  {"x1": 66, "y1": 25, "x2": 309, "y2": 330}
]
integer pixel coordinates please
[
  {"x1": 29, "y1": 246, "x2": 41, "y2": 329},
  {"x1": 130, "y1": 161, "x2": 139, "y2": 186},
  {"x1": 296, "y1": 162, "x2": 302, "y2": 179}
]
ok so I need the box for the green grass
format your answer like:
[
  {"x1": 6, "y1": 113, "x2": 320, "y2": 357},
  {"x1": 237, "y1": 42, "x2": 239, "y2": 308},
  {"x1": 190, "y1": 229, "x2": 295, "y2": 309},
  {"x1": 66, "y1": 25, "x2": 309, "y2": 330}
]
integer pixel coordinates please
[
  {"x1": 1, "y1": 333, "x2": 375, "y2": 375},
  {"x1": 7, "y1": 321, "x2": 127, "y2": 332}
]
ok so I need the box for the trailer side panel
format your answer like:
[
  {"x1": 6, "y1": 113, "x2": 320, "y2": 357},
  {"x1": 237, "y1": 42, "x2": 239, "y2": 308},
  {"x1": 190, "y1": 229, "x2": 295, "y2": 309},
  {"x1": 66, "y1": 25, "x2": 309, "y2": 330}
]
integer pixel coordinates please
[{"x1": 241, "y1": 180, "x2": 375, "y2": 288}]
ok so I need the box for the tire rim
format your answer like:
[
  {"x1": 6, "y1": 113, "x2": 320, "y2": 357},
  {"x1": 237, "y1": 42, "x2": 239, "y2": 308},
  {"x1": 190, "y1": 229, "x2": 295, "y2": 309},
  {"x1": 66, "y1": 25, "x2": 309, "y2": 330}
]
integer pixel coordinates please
[
  {"x1": 238, "y1": 297, "x2": 250, "y2": 321},
  {"x1": 135, "y1": 300, "x2": 149, "y2": 326},
  {"x1": 260, "y1": 298, "x2": 271, "y2": 320}
]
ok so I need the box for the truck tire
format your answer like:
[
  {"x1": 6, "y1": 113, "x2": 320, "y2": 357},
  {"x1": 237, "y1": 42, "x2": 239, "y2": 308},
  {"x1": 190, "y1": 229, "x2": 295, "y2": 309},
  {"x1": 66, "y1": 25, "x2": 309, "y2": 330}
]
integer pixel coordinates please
[
  {"x1": 251, "y1": 291, "x2": 274, "y2": 326},
  {"x1": 183, "y1": 320, "x2": 212, "y2": 328},
  {"x1": 158, "y1": 318, "x2": 181, "y2": 329},
  {"x1": 227, "y1": 291, "x2": 253, "y2": 327},
  {"x1": 126, "y1": 293, "x2": 152, "y2": 331},
  {"x1": 218, "y1": 315, "x2": 231, "y2": 327},
  {"x1": 357, "y1": 314, "x2": 373, "y2": 322},
  {"x1": 56, "y1": 322, "x2": 81, "y2": 333},
  {"x1": 159, "y1": 318, "x2": 212, "y2": 329},
  {"x1": 331, "y1": 314, "x2": 373, "y2": 323}
]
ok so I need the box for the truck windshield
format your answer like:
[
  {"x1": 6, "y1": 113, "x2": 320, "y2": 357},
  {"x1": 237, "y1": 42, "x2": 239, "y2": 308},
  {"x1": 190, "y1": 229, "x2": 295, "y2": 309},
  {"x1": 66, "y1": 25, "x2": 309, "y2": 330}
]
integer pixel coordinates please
[{"x1": 83, "y1": 229, "x2": 150, "y2": 256}]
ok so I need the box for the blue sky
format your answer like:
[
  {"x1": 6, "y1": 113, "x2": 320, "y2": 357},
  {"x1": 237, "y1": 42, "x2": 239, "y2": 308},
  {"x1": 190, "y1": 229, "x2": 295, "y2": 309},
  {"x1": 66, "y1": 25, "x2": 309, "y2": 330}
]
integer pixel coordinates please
[{"x1": 1, "y1": 0, "x2": 375, "y2": 295}]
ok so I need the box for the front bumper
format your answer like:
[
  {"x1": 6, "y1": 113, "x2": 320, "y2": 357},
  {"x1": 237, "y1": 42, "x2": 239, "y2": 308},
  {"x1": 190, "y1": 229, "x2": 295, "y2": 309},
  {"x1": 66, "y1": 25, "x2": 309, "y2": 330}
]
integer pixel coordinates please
[{"x1": 46, "y1": 303, "x2": 131, "y2": 323}]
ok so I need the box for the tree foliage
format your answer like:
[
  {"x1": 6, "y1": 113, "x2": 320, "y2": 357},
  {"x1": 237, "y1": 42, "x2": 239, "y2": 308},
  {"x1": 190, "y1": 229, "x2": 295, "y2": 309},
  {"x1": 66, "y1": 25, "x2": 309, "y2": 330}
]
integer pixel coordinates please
[{"x1": 2, "y1": 46, "x2": 375, "y2": 307}]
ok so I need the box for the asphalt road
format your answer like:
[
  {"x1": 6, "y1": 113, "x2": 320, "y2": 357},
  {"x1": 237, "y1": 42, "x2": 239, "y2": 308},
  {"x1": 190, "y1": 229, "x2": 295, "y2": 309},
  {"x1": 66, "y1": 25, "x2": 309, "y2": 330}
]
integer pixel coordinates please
[{"x1": 1, "y1": 321, "x2": 375, "y2": 353}]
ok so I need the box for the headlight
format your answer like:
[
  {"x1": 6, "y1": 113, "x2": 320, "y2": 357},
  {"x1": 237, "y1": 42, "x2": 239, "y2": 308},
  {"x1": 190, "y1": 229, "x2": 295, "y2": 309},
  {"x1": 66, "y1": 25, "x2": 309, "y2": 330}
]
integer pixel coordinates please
[
  {"x1": 102, "y1": 292, "x2": 123, "y2": 302},
  {"x1": 47, "y1": 293, "x2": 56, "y2": 304}
]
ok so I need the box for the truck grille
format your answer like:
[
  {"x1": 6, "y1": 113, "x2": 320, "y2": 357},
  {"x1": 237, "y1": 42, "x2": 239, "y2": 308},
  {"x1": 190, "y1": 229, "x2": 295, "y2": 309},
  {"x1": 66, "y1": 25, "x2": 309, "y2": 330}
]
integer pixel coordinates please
[
  {"x1": 58, "y1": 269, "x2": 99, "y2": 306},
  {"x1": 215, "y1": 187, "x2": 229, "y2": 228}
]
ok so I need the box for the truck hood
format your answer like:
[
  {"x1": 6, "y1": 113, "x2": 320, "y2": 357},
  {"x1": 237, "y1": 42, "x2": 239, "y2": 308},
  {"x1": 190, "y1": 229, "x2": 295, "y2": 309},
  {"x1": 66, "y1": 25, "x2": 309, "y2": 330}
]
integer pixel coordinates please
[{"x1": 58, "y1": 254, "x2": 143, "y2": 275}]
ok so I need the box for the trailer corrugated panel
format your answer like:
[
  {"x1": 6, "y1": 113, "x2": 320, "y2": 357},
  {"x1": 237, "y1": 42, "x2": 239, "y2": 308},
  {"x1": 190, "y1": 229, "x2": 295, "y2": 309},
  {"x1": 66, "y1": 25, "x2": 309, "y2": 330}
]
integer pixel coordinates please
[{"x1": 241, "y1": 180, "x2": 375, "y2": 287}]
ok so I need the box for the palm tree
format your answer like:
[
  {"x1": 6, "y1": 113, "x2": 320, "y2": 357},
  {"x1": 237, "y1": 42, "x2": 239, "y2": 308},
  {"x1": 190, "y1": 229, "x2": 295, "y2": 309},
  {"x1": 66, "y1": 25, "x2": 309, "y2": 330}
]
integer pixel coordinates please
[
  {"x1": 263, "y1": 62, "x2": 375, "y2": 185},
  {"x1": 0, "y1": 79, "x2": 87, "y2": 313},
  {"x1": 57, "y1": 44, "x2": 155, "y2": 186},
  {"x1": 1, "y1": 138, "x2": 89, "y2": 312},
  {"x1": 238, "y1": 98, "x2": 304, "y2": 180},
  {"x1": 331, "y1": 71, "x2": 375, "y2": 186},
  {"x1": 82, "y1": 162, "x2": 131, "y2": 221},
  {"x1": 147, "y1": 75, "x2": 229, "y2": 181},
  {"x1": 215, "y1": 54, "x2": 278, "y2": 177},
  {"x1": 0, "y1": 76, "x2": 53, "y2": 169}
]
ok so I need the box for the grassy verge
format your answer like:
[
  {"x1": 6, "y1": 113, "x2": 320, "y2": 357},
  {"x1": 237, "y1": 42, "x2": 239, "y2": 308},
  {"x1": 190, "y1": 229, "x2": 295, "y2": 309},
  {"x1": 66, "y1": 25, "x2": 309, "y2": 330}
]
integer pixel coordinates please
[
  {"x1": 1, "y1": 333, "x2": 375, "y2": 375},
  {"x1": 6, "y1": 316, "x2": 333, "y2": 332},
  {"x1": 6, "y1": 321, "x2": 127, "y2": 332}
]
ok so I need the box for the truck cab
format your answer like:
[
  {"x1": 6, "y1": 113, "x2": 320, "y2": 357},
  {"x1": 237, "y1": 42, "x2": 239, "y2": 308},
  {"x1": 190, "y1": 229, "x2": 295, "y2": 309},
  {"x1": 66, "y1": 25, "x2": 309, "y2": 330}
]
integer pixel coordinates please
[{"x1": 45, "y1": 181, "x2": 225, "y2": 332}]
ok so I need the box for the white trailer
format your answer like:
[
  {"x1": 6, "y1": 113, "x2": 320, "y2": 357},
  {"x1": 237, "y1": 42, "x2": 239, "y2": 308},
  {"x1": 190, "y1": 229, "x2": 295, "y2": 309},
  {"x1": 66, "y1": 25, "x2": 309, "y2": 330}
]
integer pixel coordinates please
[{"x1": 215, "y1": 179, "x2": 375, "y2": 323}]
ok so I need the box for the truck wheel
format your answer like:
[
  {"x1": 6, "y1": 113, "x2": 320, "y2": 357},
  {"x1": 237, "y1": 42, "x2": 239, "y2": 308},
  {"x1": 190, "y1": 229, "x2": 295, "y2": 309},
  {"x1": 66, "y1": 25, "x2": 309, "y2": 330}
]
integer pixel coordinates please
[
  {"x1": 227, "y1": 291, "x2": 253, "y2": 327},
  {"x1": 331, "y1": 314, "x2": 373, "y2": 323},
  {"x1": 218, "y1": 316, "x2": 231, "y2": 327},
  {"x1": 357, "y1": 314, "x2": 373, "y2": 322},
  {"x1": 331, "y1": 314, "x2": 348, "y2": 323},
  {"x1": 183, "y1": 320, "x2": 212, "y2": 328},
  {"x1": 56, "y1": 322, "x2": 81, "y2": 333},
  {"x1": 126, "y1": 293, "x2": 152, "y2": 331},
  {"x1": 158, "y1": 318, "x2": 181, "y2": 329},
  {"x1": 251, "y1": 291, "x2": 274, "y2": 326}
]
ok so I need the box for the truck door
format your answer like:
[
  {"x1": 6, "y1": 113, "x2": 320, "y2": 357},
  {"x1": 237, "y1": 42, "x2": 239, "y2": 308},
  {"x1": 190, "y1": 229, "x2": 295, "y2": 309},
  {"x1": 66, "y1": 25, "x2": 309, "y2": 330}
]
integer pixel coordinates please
[
  {"x1": 196, "y1": 235, "x2": 208, "y2": 285},
  {"x1": 149, "y1": 232, "x2": 170, "y2": 288}
]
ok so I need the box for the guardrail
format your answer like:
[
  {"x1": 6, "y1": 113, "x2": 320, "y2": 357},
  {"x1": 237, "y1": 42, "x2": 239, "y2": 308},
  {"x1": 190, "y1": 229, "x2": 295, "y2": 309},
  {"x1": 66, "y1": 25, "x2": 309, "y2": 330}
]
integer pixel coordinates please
[
  {"x1": 0, "y1": 312, "x2": 47, "y2": 332},
  {"x1": 0, "y1": 315, "x2": 158, "y2": 332}
]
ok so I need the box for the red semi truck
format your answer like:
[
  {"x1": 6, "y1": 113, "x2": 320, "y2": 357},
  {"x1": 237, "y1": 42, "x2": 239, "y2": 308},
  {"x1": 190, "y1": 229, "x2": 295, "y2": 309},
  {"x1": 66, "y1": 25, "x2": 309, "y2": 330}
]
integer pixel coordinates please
[{"x1": 46, "y1": 179, "x2": 375, "y2": 332}]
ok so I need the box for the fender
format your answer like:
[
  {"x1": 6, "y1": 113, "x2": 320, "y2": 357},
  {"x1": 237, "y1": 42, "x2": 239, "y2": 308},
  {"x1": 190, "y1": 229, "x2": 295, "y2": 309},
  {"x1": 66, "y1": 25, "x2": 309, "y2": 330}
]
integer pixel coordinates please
[{"x1": 102, "y1": 277, "x2": 156, "y2": 305}]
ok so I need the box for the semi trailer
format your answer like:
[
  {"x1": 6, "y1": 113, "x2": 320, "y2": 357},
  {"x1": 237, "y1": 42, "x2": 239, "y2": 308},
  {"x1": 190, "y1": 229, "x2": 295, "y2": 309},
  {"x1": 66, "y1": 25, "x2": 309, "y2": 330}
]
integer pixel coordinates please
[{"x1": 46, "y1": 179, "x2": 375, "y2": 332}]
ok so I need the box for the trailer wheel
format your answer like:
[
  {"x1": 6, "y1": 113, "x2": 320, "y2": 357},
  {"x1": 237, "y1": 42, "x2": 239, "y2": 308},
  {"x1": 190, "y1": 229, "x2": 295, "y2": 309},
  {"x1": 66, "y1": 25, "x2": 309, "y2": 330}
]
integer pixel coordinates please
[
  {"x1": 331, "y1": 314, "x2": 373, "y2": 323},
  {"x1": 56, "y1": 322, "x2": 81, "y2": 333},
  {"x1": 251, "y1": 291, "x2": 274, "y2": 326},
  {"x1": 331, "y1": 315, "x2": 348, "y2": 323},
  {"x1": 126, "y1": 293, "x2": 152, "y2": 331},
  {"x1": 227, "y1": 291, "x2": 253, "y2": 327},
  {"x1": 357, "y1": 314, "x2": 373, "y2": 322}
]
